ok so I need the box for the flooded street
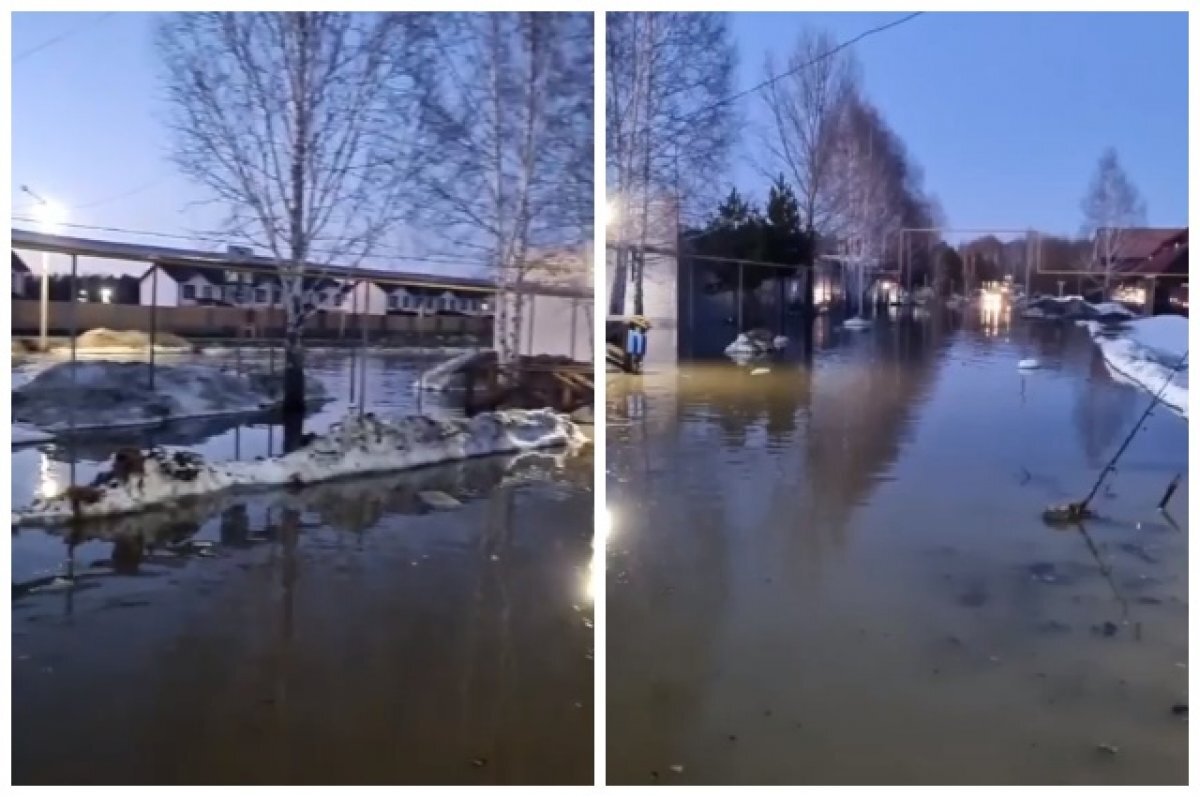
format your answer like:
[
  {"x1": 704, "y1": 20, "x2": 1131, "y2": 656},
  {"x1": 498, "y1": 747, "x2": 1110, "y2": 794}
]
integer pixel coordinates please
[
  {"x1": 11, "y1": 350, "x2": 594, "y2": 785},
  {"x1": 607, "y1": 311, "x2": 1187, "y2": 785}
]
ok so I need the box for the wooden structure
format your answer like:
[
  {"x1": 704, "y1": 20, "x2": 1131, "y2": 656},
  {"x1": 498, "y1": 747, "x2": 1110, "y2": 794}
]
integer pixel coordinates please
[{"x1": 461, "y1": 352, "x2": 593, "y2": 416}]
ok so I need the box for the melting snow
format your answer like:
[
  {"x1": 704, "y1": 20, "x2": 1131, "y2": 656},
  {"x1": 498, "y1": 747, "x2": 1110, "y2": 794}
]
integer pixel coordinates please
[
  {"x1": 1082, "y1": 316, "x2": 1188, "y2": 418},
  {"x1": 13, "y1": 409, "x2": 584, "y2": 525}
]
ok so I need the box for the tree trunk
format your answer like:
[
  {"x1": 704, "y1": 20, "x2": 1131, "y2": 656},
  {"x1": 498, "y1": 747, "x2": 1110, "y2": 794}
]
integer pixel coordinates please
[{"x1": 282, "y1": 329, "x2": 306, "y2": 416}]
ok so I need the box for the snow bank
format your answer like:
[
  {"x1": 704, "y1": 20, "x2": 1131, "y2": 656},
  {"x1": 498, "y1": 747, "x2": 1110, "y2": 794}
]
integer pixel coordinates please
[
  {"x1": 1024, "y1": 295, "x2": 1134, "y2": 323},
  {"x1": 1082, "y1": 316, "x2": 1188, "y2": 418},
  {"x1": 54, "y1": 328, "x2": 193, "y2": 354},
  {"x1": 842, "y1": 317, "x2": 872, "y2": 330},
  {"x1": 12, "y1": 360, "x2": 326, "y2": 433},
  {"x1": 13, "y1": 409, "x2": 584, "y2": 525}
]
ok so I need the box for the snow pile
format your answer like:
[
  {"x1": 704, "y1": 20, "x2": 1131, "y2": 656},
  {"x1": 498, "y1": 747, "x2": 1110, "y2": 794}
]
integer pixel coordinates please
[
  {"x1": 724, "y1": 329, "x2": 782, "y2": 360},
  {"x1": 842, "y1": 316, "x2": 872, "y2": 330},
  {"x1": 1022, "y1": 295, "x2": 1134, "y2": 323},
  {"x1": 1082, "y1": 316, "x2": 1188, "y2": 418},
  {"x1": 58, "y1": 328, "x2": 192, "y2": 353},
  {"x1": 14, "y1": 409, "x2": 585, "y2": 525},
  {"x1": 12, "y1": 360, "x2": 326, "y2": 433},
  {"x1": 417, "y1": 350, "x2": 494, "y2": 392}
]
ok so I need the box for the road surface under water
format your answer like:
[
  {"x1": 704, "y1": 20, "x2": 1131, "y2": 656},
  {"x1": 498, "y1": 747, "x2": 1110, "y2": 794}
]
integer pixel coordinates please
[
  {"x1": 607, "y1": 309, "x2": 1187, "y2": 785},
  {"x1": 11, "y1": 350, "x2": 594, "y2": 785}
]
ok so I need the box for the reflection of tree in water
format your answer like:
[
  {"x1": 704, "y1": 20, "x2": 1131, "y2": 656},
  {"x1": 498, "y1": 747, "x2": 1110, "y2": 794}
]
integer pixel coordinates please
[
  {"x1": 800, "y1": 319, "x2": 952, "y2": 547},
  {"x1": 608, "y1": 368, "x2": 765, "y2": 779},
  {"x1": 1074, "y1": 346, "x2": 1138, "y2": 466}
]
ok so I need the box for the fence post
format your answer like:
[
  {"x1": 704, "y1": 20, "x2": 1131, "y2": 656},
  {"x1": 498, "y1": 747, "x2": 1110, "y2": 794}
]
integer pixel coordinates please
[
  {"x1": 358, "y1": 279, "x2": 368, "y2": 415},
  {"x1": 149, "y1": 264, "x2": 158, "y2": 391},
  {"x1": 737, "y1": 261, "x2": 744, "y2": 332},
  {"x1": 68, "y1": 254, "x2": 78, "y2": 489}
]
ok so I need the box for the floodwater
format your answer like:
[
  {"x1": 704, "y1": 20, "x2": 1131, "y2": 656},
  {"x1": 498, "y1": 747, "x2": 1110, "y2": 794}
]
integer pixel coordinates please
[
  {"x1": 607, "y1": 308, "x2": 1187, "y2": 785},
  {"x1": 11, "y1": 349, "x2": 594, "y2": 785}
]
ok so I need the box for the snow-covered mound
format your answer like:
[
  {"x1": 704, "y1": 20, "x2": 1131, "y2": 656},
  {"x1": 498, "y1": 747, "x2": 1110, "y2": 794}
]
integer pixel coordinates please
[
  {"x1": 724, "y1": 329, "x2": 781, "y2": 360},
  {"x1": 12, "y1": 360, "x2": 326, "y2": 433},
  {"x1": 1082, "y1": 316, "x2": 1188, "y2": 418},
  {"x1": 842, "y1": 316, "x2": 872, "y2": 330},
  {"x1": 55, "y1": 328, "x2": 193, "y2": 353},
  {"x1": 14, "y1": 409, "x2": 585, "y2": 525},
  {"x1": 417, "y1": 350, "x2": 493, "y2": 391},
  {"x1": 1022, "y1": 295, "x2": 1134, "y2": 323}
]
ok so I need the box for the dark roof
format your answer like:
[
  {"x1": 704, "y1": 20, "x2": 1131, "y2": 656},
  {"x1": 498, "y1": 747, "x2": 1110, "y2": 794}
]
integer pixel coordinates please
[
  {"x1": 1125, "y1": 228, "x2": 1188, "y2": 277},
  {"x1": 11, "y1": 251, "x2": 30, "y2": 273},
  {"x1": 1102, "y1": 227, "x2": 1187, "y2": 262}
]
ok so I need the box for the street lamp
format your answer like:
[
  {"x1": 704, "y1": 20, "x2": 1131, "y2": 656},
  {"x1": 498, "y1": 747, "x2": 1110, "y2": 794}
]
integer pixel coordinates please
[{"x1": 22, "y1": 186, "x2": 66, "y2": 351}]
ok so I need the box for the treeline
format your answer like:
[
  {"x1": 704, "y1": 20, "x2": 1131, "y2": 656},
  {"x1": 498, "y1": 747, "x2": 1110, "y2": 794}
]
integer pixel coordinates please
[{"x1": 15, "y1": 274, "x2": 142, "y2": 304}]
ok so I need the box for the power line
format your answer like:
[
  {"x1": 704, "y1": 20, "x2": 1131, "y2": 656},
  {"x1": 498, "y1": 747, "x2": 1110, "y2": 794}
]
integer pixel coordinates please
[
  {"x1": 13, "y1": 12, "x2": 118, "y2": 64},
  {"x1": 681, "y1": 12, "x2": 924, "y2": 125}
]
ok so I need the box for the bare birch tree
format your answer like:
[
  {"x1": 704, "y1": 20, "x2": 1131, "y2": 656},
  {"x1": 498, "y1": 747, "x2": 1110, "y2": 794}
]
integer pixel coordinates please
[
  {"x1": 413, "y1": 12, "x2": 593, "y2": 361},
  {"x1": 606, "y1": 12, "x2": 735, "y2": 314},
  {"x1": 1081, "y1": 147, "x2": 1147, "y2": 289},
  {"x1": 157, "y1": 12, "x2": 432, "y2": 415},
  {"x1": 759, "y1": 29, "x2": 860, "y2": 238}
]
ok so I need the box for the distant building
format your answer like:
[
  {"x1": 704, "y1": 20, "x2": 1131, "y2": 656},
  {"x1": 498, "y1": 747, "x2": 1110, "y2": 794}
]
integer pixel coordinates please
[
  {"x1": 1109, "y1": 227, "x2": 1188, "y2": 315},
  {"x1": 139, "y1": 265, "x2": 347, "y2": 311},
  {"x1": 380, "y1": 285, "x2": 491, "y2": 316}
]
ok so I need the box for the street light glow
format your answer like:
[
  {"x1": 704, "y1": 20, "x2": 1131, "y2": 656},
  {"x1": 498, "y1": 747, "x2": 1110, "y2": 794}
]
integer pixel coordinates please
[
  {"x1": 604, "y1": 198, "x2": 618, "y2": 229},
  {"x1": 32, "y1": 197, "x2": 66, "y2": 233}
]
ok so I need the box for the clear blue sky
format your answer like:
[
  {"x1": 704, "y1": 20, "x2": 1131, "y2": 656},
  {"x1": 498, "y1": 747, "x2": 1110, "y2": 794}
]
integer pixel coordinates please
[
  {"x1": 730, "y1": 11, "x2": 1189, "y2": 240},
  {"x1": 9, "y1": 12, "x2": 446, "y2": 275},
  {"x1": 10, "y1": 11, "x2": 1189, "y2": 257}
]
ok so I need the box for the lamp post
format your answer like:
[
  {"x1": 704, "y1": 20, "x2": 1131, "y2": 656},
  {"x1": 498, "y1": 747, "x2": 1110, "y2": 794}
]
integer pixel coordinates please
[{"x1": 22, "y1": 186, "x2": 66, "y2": 351}]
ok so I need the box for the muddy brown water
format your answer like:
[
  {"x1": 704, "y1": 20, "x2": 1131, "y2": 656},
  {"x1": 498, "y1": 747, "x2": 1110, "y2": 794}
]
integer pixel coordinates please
[
  {"x1": 607, "y1": 310, "x2": 1187, "y2": 785},
  {"x1": 11, "y1": 351, "x2": 594, "y2": 785}
]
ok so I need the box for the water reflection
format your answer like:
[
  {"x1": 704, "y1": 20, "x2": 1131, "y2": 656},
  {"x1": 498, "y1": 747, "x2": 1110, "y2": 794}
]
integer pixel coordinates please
[
  {"x1": 12, "y1": 447, "x2": 593, "y2": 785},
  {"x1": 607, "y1": 313, "x2": 1187, "y2": 785}
]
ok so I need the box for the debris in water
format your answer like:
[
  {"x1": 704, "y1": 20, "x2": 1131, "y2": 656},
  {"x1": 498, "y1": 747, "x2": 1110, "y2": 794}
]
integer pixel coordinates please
[
  {"x1": 1091, "y1": 621, "x2": 1119, "y2": 638},
  {"x1": 471, "y1": 757, "x2": 488, "y2": 768},
  {"x1": 418, "y1": 490, "x2": 462, "y2": 510},
  {"x1": 750, "y1": 367, "x2": 770, "y2": 376},
  {"x1": 1095, "y1": 743, "x2": 1119, "y2": 756},
  {"x1": 1171, "y1": 704, "x2": 1188, "y2": 716},
  {"x1": 1041, "y1": 503, "x2": 1095, "y2": 525},
  {"x1": 1018, "y1": 358, "x2": 1041, "y2": 370},
  {"x1": 669, "y1": 764, "x2": 684, "y2": 774}
]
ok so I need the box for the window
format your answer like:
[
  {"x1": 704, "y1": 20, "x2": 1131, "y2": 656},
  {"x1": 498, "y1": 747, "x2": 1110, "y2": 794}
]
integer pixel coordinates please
[
  {"x1": 255, "y1": 288, "x2": 267, "y2": 303},
  {"x1": 202, "y1": 285, "x2": 214, "y2": 300},
  {"x1": 388, "y1": 294, "x2": 399, "y2": 310},
  {"x1": 182, "y1": 284, "x2": 196, "y2": 300},
  {"x1": 401, "y1": 295, "x2": 413, "y2": 309},
  {"x1": 334, "y1": 293, "x2": 344, "y2": 307},
  {"x1": 273, "y1": 288, "x2": 282, "y2": 304}
]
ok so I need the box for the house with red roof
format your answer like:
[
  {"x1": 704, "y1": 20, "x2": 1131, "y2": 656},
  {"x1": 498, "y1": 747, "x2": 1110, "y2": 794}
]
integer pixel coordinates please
[{"x1": 1106, "y1": 227, "x2": 1188, "y2": 315}]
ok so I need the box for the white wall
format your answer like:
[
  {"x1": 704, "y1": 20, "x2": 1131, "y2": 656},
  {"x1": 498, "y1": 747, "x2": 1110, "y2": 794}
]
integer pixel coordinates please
[
  {"x1": 139, "y1": 267, "x2": 180, "y2": 307},
  {"x1": 348, "y1": 281, "x2": 388, "y2": 315},
  {"x1": 502, "y1": 292, "x2": 593, "y2": 362}
]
